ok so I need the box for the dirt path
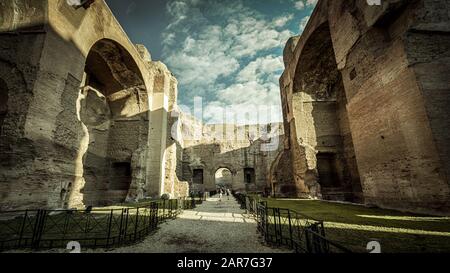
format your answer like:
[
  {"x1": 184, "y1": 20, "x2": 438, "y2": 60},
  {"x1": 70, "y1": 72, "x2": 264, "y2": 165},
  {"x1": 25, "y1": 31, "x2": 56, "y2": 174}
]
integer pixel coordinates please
[{"x1": 92, "y1": 196, "x2": 290, "y2": 253}]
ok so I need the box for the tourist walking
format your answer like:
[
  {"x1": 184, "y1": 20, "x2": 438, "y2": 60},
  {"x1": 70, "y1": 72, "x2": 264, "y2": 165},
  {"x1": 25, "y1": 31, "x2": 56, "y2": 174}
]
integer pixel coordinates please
[
  {"x1": 219, "y1": 189, "x2": 223, "y2": 202},
  {"x1": 227, "y1": 188, "x2": 231, "y2": 200}
]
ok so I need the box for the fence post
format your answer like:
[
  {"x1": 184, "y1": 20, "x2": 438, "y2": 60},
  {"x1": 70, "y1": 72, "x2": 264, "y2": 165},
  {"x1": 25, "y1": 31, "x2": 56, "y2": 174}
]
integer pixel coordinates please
[
  {"x1": 296, "y1": 221, "x2": 302, "y2": 252},
  {"x1": 123, "y1": 208, "x2": 130, "y2": 242},
  {"x1": 245, "y1": 197, "x2": 250, "y2": 214},
  {"x1": 106, "y1": 209, "x2": 113, "y2": 247},
  {"x1": 278, "y1": 208, "x2": 283, "y2": 245},
  {"x1": 149, "y1": 203, "x2": 156, "y2": 230},
  {"x1": 18, "y1": 210, "x2": 28, "y2": 248},
  {"x1": 31, "y1": 210, "x2": 41, "y2": 249},
  {"x1": 134, "y1": 208, "x2": 139, "y2": 241},
  {"x1": 84, "y1": 211, "x2": 90, "y2": 237},
  {"x1": 256, "y1": 204, "x2": 260, "y2": 230},
  {"x1": 319, "y1": 222, "x2": 329, "y2": 253},
  {"x1": 305, "y1": 228, "x2": 312, "y2": 253},
  {"x1": 287, "y1": 210, "x2": 294, "y2": 248},
  {"x1": 311, "y1": 224, "x2": 320, "y2": 253},
  {"x1": 163, "y1": 200, "x2": 166, "y2": 220},
  {"x1": 62, "y1": 209, "x2": 70, "y2": 239},
  {"x1": 34, "y1": 210, "x2": 47, "y2": 250},
  {"x1": 156, "y1": 202, "x2": 160, "y2": 228},
  {"x1": 264, "y1": 203, "x2": 269, "y2": 243},
  {"x1": 118, "y1": 209, "x2": 125, "y2": 244},
  {"x1": 172, "y1": 200, "x2": 175, "y2": 217}
]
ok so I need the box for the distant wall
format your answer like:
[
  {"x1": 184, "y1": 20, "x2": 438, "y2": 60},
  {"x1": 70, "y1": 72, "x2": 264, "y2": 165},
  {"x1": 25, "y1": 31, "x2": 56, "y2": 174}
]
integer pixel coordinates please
[{"x1": 179, "y1": 117, "x2": 284, "y2": 194}]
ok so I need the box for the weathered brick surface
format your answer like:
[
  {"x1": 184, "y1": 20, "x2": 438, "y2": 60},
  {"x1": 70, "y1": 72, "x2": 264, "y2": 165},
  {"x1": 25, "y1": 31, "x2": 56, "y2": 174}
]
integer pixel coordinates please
[
  {"x1": 278, "y1": 0, "x2": 450, "y2": 214},
  {"x1": 0, "y1": 0, "x2": 186, "y2": 209}
]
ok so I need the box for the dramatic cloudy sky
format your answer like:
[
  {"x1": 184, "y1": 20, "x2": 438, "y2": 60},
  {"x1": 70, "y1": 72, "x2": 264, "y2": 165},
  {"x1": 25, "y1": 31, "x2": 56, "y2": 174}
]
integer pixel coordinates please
[{"x1": 107, "y1": 0, "x2": 317, "y2": 124}]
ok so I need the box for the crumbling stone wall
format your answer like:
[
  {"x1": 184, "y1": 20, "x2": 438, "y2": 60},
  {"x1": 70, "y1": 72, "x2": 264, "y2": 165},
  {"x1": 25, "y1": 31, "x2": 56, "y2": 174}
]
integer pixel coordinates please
[
  {"x1": 0, "y1": 0, "x2": 187, "y2": 210},
  {"x1": 279, "y1": 0, "x2": 450, "y2": 215},
  {"x1": 288, "y1": 22, "x2": 363, "y2": 202},
  {"x1": 178, "y1": 114, "x2": 284, "y2": 194},
  {"x1": 0, "y1": 1, "x2": 51, "y2": 210}
]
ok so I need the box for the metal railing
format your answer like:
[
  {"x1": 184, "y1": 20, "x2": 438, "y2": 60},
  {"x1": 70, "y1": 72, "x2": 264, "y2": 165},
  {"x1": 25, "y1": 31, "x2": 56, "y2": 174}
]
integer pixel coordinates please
[
  {"x1": 235, "y1": 193, "x2": 352, "y2": 253},
  {"x1": 0, "y1": 198, "x2": 201, "y2": 252}
]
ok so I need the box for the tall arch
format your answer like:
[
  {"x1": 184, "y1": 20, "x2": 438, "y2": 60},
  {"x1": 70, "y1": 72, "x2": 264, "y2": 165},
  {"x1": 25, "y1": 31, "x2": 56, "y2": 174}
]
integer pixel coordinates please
[
  {"x1": 292, "y1": 22, "x2": 363, "y2": 202},
  {"x1": 69, "y1": 39, "x2": 148, "y2": 207},
  {"x1": 215, "y1": 167, "x2": 233, "y2": 189}
]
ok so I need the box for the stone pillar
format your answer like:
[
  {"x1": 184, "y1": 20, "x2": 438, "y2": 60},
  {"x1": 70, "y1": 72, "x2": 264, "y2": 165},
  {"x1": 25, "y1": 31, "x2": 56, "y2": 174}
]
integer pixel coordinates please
[
  {"x1": 146, "y1": 62, "x2": 171, "y2": 198},
  {"x1": 162, "y1": 77, "x2": 180, "y2": 198}
]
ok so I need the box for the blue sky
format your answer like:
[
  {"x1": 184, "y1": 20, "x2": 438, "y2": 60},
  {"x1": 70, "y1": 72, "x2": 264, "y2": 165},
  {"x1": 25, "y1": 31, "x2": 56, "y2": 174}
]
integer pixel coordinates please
[{"x1": 106, "y1": 0, "x2": 316, "y2": 124}]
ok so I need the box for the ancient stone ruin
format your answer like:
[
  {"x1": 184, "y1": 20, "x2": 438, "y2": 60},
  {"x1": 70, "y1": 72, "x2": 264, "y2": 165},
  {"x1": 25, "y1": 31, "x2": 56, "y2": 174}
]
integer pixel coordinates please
[
  {"x1": 0, "y1": 0, "x2": 283, "y2": 211},
  {"x1": 0, "y1": 0, "x2": 449, "y2": 217},
  {"x1": 177, "y1": 113, "x2": 284, "y2": 194},
  {"x1": 272, "y1": 0, "x2": 450, "y2": 215},
  {"x1": 0, "y1": 0, "x2": 190, "y2": 210}
]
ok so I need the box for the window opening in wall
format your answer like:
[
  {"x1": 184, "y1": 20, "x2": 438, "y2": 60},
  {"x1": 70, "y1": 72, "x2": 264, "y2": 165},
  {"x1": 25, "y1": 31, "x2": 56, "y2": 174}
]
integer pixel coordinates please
[{"x1": 193, "y1": 169, "x2": 204, "y2": 184}]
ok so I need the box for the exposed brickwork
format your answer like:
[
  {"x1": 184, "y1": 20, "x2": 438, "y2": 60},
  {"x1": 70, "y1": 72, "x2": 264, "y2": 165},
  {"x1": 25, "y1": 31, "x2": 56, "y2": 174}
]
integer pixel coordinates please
[{"x1": 277, "y1": 0, "x2": 450, "y2": 215}]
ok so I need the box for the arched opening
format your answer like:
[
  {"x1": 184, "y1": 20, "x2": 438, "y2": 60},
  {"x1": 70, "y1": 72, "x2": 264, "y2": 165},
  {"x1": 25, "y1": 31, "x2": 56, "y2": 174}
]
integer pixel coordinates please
[
  {"x1": 78, "y1": 39, "x2": 147, "y2": 207},
  {"x1": 293, "y1": 23, "x2": 363, "y2": 202},
  {"x1": 0, "y1": 79, "x2": 8, "y2": 134},
  {"x1": 215, "y1": 168, "x2": 233, "y2": 190}
]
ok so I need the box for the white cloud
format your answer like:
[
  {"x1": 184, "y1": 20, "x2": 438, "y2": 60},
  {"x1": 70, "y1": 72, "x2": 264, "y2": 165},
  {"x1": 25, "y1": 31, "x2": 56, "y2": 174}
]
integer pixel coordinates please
[
  {"x1": 218, "y1": 81, "x2": 280, "y2": 105},
  {"x1": 165, "y1": 28, "x2": 240, "y2": 93},
  {"x1": 225, "y1": 16, "x2": 293, "y2": 58},
  {"x1": 201, "y1": 84, "x2": 282, "y2": 124},
  {"x1": 293, "y1": 0, "x2": 318, "y2": 10},
  {"x1": 237, "y1": 55, "x2": 284, "y2": 84},
  {"x1": 273, "y1": 14, "x2": 294, "y2": 27},
  {"x1": 210, "y1": 78, "x2": 283, "y2": 124},
  {"x1": 161, "y1": 0, "x2": 295, "y2": 124},
  {"x1": 294, "y1": 1, "x2": 305, "y2": 10}
]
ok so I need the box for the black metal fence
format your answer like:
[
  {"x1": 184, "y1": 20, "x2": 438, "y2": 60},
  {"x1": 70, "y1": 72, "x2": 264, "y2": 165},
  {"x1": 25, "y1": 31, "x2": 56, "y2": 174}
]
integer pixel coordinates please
[
  {"x1": 0, "y1": 198, "x2": 200, "y2": 252},
  {"x1": 235, "y1": 193, "x2": 352, "y2": 253}
]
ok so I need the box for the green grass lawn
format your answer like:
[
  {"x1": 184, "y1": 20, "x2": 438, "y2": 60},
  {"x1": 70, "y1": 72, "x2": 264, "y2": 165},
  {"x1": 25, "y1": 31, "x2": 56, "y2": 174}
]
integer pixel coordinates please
[{"x1": 261, "y1": 198, "x2": 450, "y2": 253}]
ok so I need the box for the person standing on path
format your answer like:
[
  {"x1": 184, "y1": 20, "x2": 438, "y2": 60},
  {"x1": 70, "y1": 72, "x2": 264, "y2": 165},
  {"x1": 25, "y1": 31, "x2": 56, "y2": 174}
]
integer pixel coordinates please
[
  {"x1": 219, "y1": 189, "x2": 223, "y2": 202},
  {"x1": 226, "y1": 188, "x2": 231, "y2": 200}
]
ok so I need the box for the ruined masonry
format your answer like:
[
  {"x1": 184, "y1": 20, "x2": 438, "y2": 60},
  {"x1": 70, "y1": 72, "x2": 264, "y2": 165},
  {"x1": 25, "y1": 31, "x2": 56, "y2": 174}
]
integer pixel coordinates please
[
  {"x1": 0, "y1": 0, "x2": 449, "y2": 216},
  {"x1": 272, "y1": 0, "x2": 450, "y2": 215},
  {"x1": 0, "y1": 0, "x2": 189, "y2": 210},
  {"x1": 0, "y1": 0, "x2": 282, "y2": 210}
]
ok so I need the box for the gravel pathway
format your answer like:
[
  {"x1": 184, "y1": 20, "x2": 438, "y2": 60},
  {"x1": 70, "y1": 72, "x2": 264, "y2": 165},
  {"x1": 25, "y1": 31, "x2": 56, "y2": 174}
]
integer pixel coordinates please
[{"x1": 91, "y1": 196, "x2": 291, "y2": 253}]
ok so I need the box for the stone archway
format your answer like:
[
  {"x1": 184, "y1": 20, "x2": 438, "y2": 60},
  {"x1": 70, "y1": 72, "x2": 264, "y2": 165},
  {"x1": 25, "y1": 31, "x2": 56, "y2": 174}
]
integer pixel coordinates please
[
  {"x1": 292, "y1": 22, "x2": 363, "y2": 202},
  {"x1": 69, "y1": 39, "x2": 148, "y2": 208},
  {"x1": 214, "y1": 167, "x2": 233, "y2": 189}
]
